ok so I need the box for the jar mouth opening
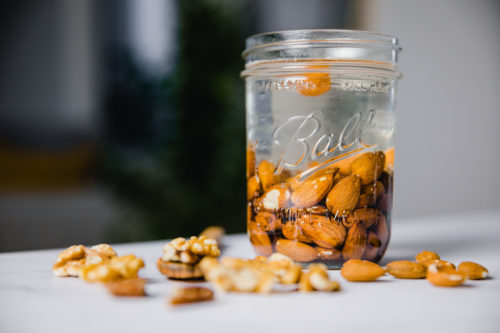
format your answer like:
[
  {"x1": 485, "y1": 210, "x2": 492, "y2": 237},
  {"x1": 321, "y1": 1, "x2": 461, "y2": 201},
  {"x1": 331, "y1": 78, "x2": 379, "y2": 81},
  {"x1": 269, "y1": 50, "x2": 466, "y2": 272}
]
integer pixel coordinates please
[
  {"x1": 243, "y1": 29, "x2": 400, "y2": 57},
  {"x1": 242, "y1": 29, "x2": 401, "y2": 76}
]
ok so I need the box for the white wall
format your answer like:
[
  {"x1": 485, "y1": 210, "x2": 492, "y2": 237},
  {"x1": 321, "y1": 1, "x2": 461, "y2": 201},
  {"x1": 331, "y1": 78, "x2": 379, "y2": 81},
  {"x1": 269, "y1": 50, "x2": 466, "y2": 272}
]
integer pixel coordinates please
[{"x1": 357, "y1": 0, "x2": 500, "y2": 218}]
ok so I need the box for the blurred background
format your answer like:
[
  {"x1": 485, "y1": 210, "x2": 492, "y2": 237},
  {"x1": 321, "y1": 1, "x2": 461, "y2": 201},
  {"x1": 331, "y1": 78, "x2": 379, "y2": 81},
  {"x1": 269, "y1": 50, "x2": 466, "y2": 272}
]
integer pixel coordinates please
[{"x1": 1, "y1": 0, "x2": 499, "y2": 252}]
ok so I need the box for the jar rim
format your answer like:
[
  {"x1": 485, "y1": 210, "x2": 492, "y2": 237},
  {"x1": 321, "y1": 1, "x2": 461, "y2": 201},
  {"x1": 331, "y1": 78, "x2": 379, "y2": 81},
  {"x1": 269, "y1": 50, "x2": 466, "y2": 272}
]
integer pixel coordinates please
[{"x1": 243, "y1": 29, "x2": 401, "y2": 58}]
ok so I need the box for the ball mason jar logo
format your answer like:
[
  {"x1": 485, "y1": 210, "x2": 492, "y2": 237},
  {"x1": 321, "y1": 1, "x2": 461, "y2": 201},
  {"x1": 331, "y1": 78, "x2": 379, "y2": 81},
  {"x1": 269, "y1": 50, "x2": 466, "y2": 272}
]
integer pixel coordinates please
[{"x1": 273, "y1": 110, "x2": 377, "y2": 179}]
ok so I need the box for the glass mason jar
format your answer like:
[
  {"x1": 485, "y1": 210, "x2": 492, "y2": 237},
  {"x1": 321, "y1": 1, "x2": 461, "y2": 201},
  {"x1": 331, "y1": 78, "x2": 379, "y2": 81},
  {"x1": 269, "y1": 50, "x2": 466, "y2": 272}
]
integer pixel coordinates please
[{"x1": 242, "y1": 30, "x2": 402, "y2": 268}]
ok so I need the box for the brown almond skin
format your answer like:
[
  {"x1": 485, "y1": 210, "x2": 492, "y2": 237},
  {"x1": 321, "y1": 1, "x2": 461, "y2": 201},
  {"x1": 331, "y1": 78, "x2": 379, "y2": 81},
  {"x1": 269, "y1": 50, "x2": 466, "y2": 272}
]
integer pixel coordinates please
[
  {"x1": 326, "y1": 174, "x2": 361, "y2": 215},
  {"x1": 275, "y1": 239, "x2": 318, "y2": 262},
  {"x1": 362, "y1": 181, "x2": 385, "y2": 199},
  {"x1": 258, "y1": 160, "x2": 274, "y2": 191},
  {"x1": 374, "y1": 214, "x2": 389, "y2": 247},
  {"x1": 291, "y1": 171, "x2": 335, "y2": 208},
  {"x1": 415, "y1": 251, "x2": 440, "y2": 264},
  {"x1": 255, "y1": 212, "x2": 281, "y2": 232},
  {"x1": 427, "y1": 264, "x2": 465, "y2": 287},
  {"x1": 341, "y1": 259, "x2": 385, "y2": 282},
  {"x1": 356, "y1": 193, "x2": 376, "y2": 209},
  {"x1": 282, "y1": 221, "x2": 313, "y2": 243},
  {"x1": 316, "y1": 247, "x2": 342, "y2": 260},
  {"x1": 421, "y1": 259, "x2": 455, "y2": 272},
  {"x1": 300, "y1": 215, "x2": 346, "y2": 249},
  {"x1": 170, "y1": 287, "x2": 214, "y2": 305},
  {"x1": 248, "y1": 221, "x2": 273, "y2": 257},
  {"x1": 364, "y1": 231, "x2": 381, "y2": 261},
  {"x1": 344, "y1": 208, "x2": 382, "y2": 228},
  {"x1": 342, "y1": 224, "x2": 367, "y2": 260},
  {"x1": 377, "y1": 193, "x2": 393, "y2": 213},
  {"x1": 386, "y1": 261, "x2": 427, "y2": 279},
  {"x1": 350, "y1": 151, "x2": 385, "y2": 185},
  {"x1": 247, "y1": 176, "x2": 261, "y2": 200},
  {"x1": 458, "y1": 261, "x2": 489, "y2": 280}
]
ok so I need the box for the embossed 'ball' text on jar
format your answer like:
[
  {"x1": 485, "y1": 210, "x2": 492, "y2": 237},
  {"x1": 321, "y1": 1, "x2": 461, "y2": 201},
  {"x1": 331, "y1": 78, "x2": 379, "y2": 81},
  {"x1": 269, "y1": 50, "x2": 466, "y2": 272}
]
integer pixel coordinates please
[{"x1": 242, "y1": 30, "x2": 402, "y2": 268}]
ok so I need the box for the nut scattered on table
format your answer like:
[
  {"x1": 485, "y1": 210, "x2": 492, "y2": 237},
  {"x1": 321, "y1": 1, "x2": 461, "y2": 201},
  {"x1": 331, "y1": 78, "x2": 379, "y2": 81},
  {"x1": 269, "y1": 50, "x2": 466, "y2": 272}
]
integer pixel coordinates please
[
  {"x1": 415, "y1": 251, "x2": 440, "y2": 264},
  {"x1": 340, "y1": 259, "x2": 385, "y2": 282},
  {"x1": 81, "y1": 254, "x2": 145, "y2": 283},
  {"x1": 170, "y1": 286, "x2": 214, "y2": 305},
  {"x1": 386, "y1": 260, "x2": 427, "y2": 279},
  {"x1": 105, "y1": 277, "x2": 147, "y2": 297},
  {"x1": 157, "y1": 236, "x2": 220, "y2": 280},
  {"x1": 52, "y1": 244, "x2": 117, "y2": 277},
  {"x1": 457, "y1": 261, "x2": 489, "y2": 280},
  {"x1": 200, "y1": 253, "x2": 303, "y2": 293},
  {"x1": 199, "y1": 226, "x2": 226, "y2": 245},
  {"x1": 426, "y1": 263, "x2": 464, "y2": 287},
  {"x1": 299, "y1": 263, "x2": 340, "y2": 292}
]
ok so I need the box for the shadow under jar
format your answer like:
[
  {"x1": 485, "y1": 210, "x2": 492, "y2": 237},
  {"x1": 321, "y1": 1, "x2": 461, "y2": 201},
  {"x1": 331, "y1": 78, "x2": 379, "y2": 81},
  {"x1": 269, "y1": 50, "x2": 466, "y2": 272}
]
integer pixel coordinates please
[{"x1": 242, "y1": 30, "x2": 402, "y2": 268}]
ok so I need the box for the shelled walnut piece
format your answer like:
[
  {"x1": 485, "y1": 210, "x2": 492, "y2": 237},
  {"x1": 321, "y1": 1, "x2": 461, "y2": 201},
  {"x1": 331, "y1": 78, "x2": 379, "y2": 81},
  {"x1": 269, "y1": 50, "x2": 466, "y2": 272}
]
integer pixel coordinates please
[
  {"x1": 157, "y1": 236, "x2": 220, "y2": 280},
  {"x1": 299, "y1": 263, "x2": 340, "y2": 292},
  {"x1": 52, "y1": 244, "x2": 117, "y2": 277},
  {"x1": 199, "y1": 253, "x2": 302, "y2": 293},
  {"x1": 81, "y1": 254, "x2": 144, "y2": 282}
]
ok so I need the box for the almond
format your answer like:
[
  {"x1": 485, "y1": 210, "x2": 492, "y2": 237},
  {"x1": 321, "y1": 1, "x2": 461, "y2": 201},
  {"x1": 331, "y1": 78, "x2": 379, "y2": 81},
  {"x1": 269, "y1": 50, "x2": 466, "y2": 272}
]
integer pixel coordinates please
[
  {"x1": 332, "y1": 153, "x2": 359, "y2": 175},
  {"x1": 374, "y1": 213, "x2": 389, "y2": 246},
  {"x1": 255, "y1": 212, "x2": 281, "y2": 232},
  {"x1": 247, "y1": 176, "x2": 261, "y2": 200},
  {"x1": 342, "y1": 224, "x2": 367, "y2": 260},
  {"x1": 377, "y1": 193, "x2": 393, "y2": 213},
  {"x1": 275, "y1": 239, "x2": 318, "y2": 262},
  {"x1": 362, "y1": 181, "x2": 385, "y2": 199},
  {"x1": 341, "y1": 259, "x2": 385, "y2": 282},
  {"x1": 248, "y1": 221, "x2": 273, "y2": 257},
  {"x1": 421, "y1": 259, "x2": 455, "y2": 272},
  {"x1": 261, "y1": 184, "x2": 291, "y2": 210},
  {"x1": 386, "y1": 261, "x2": 427, "y2": 279},
  {"x1": 365, "y1": 231, "x2": 381, "y2": 260},
  {"x1": 344, "y1": 208, "x2": 382, "y2": 228},
  {"x1": 427, "y1": 263, "x2": 464, "y2": 287},
  {"x1": 415, "y1": 251, "x2": 440, "y2": 264},
  {"x1": 350, "y1": 151, "x2": 385, "y2": 185},
  {"x1": 325, "y1": 174, "x2": 361, "y2": 216},
  {"x1": 457, "y1": 261, "x2": 489, "y2": 280},
  {"x1": 291, "y1": 171, "x2": 336, "y2": 208},
  {"x1": 258, "y1": 160, "x2": 275, "y2": 191},
  {"x1": 316, "y1": 247, "x2": 342, "y2": 261},
  {"x1": 300, "y1": 215, "x2": 346, "y2": 249},
  {"x1": 379, "y1": 171, "x2": 393, "y2": 194},
  {"x1": 282, "y1": 221, "x2": 313, "y2": 243},
  {"x1": 306, "y1": 205, "x2": 329, "y2": 215},
  {"x1": 384, "y1": 147, "x2": 395, "y2": 172},
  {"x1": 356, "y1": 193, "x2": 376, "y2": 208},
  {"x1": 247, "y1": 145, "x2": 256, "y2": 178}
]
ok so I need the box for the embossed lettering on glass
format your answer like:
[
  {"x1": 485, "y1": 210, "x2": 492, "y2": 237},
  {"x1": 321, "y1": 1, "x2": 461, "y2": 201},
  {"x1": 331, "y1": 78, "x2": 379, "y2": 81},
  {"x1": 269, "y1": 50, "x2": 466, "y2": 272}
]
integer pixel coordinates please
[{"x1": 242, "y1": 30, "x2": 402, "y2": 268}]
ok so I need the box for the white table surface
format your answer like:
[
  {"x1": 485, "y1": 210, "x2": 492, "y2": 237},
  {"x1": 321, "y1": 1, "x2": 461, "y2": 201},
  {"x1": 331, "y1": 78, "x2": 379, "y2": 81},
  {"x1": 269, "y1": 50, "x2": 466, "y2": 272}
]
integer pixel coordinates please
[{"x1": 1, "y1": 210, "x2": 499, "y2": 333}]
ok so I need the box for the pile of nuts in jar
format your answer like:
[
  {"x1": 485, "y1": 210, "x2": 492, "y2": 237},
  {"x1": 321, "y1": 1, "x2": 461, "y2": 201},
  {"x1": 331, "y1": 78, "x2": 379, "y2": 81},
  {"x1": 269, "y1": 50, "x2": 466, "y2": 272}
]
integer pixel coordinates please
[{"x1": 247, "y1": 146, "x2": 394, "y2": 266}]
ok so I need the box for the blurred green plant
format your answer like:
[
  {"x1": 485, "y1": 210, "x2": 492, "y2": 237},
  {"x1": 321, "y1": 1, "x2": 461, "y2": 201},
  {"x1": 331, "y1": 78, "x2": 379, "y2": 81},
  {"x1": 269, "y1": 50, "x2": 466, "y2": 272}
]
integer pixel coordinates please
[{"x1": 100, "y1": 0, "x2": 252, "y2": 241}]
